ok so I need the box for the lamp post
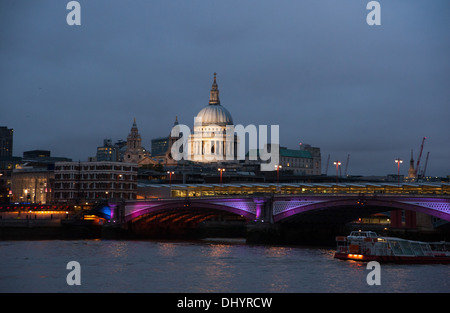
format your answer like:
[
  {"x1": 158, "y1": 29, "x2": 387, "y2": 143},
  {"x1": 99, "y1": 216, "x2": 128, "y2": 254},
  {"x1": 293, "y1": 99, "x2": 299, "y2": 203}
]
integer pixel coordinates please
[
  {"x1": 274, "y1": 165, "x2": 282, "y2": 184},
  {"x1": 218, "y1": 168, "x2": 225, "y2": 184},
  {"x1": 333, "y1": 161, "x2": 341, "y2": 184},
  {"x1": 395, "y1": 158, "x2": 403, "y2": 187},
  {"x1": 167, "y1": 171, "x2": 174, "y2": 184}
]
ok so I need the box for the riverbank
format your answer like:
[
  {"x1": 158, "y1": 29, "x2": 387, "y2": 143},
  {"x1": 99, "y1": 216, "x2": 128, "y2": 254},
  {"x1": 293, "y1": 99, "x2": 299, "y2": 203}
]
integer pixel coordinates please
[{"x1": 0, "y1": 219, "x2": 102, "y2": 240}]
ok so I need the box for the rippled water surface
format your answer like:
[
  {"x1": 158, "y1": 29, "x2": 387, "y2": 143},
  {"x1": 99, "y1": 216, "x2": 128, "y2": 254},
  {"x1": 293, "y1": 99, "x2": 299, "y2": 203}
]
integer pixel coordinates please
[{"x1": 0, "y1": 239, "x2": 448, "y2": 292}]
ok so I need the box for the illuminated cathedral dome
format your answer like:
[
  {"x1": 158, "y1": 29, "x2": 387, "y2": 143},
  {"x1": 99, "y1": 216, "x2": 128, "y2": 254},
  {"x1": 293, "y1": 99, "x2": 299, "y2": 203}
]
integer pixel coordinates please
[
  {"x1": 196, "y1": 105, "x2": 233, "y2": 126},
  {"x1": 195, "y1": 73, "x2": 233, "y2": 127},
  {"x1": 189, "y1": 73, "x2": 237, "y2": 163}
]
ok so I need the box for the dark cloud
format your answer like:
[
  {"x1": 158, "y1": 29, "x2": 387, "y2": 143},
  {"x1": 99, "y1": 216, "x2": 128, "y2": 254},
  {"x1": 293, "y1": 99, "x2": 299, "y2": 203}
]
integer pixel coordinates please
[{"x1": 1, "y1": 0, "x2": 449, "y2": 176}]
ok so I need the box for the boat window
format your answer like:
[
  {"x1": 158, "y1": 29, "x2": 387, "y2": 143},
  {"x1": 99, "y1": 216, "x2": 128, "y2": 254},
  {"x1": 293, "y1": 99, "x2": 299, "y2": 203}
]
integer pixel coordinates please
[
  {"x1": 389, "y1": 240, "x2": 404, "y2": 255},
  {"x1": 374, "y1": 242, "x2": 388, "y2": 256},
  {"x1": 420, "y1": 243, "x2": 432, "y2": 255},
  {"x1": 410, "y1": 242, "x2": 424, "y2": 256},
  {"x1": 399, "y1": 241, "x2": 414, "y2": 255}
]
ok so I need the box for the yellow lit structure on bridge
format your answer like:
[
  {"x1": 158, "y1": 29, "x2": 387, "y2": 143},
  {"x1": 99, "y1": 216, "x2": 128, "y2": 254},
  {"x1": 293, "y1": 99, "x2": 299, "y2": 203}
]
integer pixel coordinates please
[{"x1": 137, "y1": 182, "x2": 450, "y2": 199}]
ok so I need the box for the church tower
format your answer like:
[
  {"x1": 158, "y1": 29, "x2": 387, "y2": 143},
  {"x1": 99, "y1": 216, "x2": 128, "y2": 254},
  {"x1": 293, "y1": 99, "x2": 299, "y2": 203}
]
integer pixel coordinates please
[
  {"x1": 408, "y1": 149, "x2": 416, "y2": 179},
  {"x1": 168, "y1": 116, "x2": 180, "y2": 149},
  {"x1": 124, "y1": 118, "x2": 144, "y2": 163},
  {"x1": 164, "y1": 116, "x2": 182, "y2": 166}
]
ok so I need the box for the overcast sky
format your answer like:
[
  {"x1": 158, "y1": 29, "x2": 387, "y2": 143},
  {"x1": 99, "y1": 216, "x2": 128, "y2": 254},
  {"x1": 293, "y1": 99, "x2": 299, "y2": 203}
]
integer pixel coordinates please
[{"x1": 1, "y1": 0, "x2": 449, "y2": 176}]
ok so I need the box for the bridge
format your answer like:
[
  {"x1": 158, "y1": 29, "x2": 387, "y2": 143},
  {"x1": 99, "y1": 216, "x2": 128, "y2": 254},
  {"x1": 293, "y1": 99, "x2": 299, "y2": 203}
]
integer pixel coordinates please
[{"x1": 107, "y1": 182, "x2": 450, "y2": 235}]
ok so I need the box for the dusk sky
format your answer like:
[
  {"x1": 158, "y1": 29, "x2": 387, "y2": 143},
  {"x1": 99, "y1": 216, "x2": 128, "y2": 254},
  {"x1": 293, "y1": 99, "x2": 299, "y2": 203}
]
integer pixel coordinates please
[{"x1": 1, "y1": 0, "x2": 449, "y2": 177}]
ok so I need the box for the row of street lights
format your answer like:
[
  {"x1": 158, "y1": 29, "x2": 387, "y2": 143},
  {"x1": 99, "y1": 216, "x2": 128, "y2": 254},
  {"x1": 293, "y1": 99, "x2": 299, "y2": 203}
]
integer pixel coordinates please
[
  {"x1": 166, "y1": 169, "x2": 227, "y2": 184},
  {"x1": 168, "y1": 166, "x2": 283, "y2": 185},
  {"x1": 332, "y1": 158, "x2": 405, "y2": 186},
  {"x1": 167, "y1": 165, "x2": 284, "y2": 184},
  {"x1": 166, "y1": 158, "x2": 406, "y2": 186}
]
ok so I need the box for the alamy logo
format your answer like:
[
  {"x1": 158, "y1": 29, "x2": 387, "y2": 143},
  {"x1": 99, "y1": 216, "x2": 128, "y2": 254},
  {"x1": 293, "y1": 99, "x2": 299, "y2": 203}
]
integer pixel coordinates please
[
  {"x1": 366, "y1": 261, "x2": 381, "y2": 285},
  {"x1": 170, "y1": 117, "x2": 280, "y2": 171},
  {"x1": 65, "y1": 2, "x2": 380, "y2": 27},
  {"x1": 366, "y1": 1, "x2": 381, "y2": 26},
  {"x1": 66, "y1": 1, "x2": 81, "y2": 26},
  {"x1": 66, "y1": 261, "x2": 81, "y2": 285}
]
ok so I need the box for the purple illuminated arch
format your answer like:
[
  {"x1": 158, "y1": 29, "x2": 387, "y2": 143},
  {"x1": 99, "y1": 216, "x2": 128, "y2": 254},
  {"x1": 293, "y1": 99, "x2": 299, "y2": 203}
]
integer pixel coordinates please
[
  {"x1": 273, "y1": 197, "x2": 450, "y2": 223},
  {"x1": 125, "y1": 199, "x2": 256, "y2": 223}
]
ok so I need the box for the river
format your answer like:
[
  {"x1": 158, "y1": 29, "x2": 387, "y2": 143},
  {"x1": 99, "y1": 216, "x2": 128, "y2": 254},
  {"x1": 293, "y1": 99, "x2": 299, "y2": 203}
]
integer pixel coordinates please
[{"x1": 0, "y1": 239, "x2": 448, "y2": 293}]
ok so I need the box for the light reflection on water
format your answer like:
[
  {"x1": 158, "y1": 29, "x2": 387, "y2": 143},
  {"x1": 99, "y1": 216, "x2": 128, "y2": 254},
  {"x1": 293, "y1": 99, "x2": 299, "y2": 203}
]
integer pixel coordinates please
[{"x1": 0, "y1": 239, "x2": 448, "y2": 293}]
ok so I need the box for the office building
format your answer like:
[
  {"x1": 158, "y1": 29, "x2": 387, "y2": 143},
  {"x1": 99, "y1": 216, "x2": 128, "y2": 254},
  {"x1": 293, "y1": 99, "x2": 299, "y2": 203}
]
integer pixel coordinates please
[{"x1": 54, "y1": 161, "x2": 138, "y2": 203}]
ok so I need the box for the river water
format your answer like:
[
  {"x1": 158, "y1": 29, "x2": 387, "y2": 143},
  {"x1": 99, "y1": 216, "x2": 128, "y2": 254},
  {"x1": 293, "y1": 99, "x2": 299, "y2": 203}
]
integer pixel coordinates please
[{"x1": 0, "y1": 239, "x2": 448, "y2": 293}]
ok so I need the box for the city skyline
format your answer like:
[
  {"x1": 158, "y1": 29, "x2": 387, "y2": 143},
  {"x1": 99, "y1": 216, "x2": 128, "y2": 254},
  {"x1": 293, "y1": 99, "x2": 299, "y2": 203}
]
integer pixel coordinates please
[{"x1": 1, "y1": 1, "x2": 449, "y2": 176}]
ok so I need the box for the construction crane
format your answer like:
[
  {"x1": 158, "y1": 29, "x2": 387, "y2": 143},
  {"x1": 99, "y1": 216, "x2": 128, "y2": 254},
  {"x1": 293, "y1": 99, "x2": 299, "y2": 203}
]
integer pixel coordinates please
[
  {"x1": 415, "y1": 137, "x2": 426, "y2": 179},
  {"x1": 344, "y1": 154, "x2": 350, "y2": 177},
  {"x1": 421, "y1": 152, "x2": 430, "y2": 178},
  {"x1": 325, "y1": 154, "x2": 330, "y2": 175}
]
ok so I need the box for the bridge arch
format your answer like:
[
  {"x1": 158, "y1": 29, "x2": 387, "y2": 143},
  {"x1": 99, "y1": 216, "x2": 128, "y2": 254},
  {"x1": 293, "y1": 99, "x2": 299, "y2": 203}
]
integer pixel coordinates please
[
  {"x1": 125, "y1": 199, "x2": 256, "y2": 224},
  {"x1": 273, "y1": 197, "x2": 450, "y2": 224},
  {"x1": 121, "y1": 199, "x2": 256, "y2": 238}
]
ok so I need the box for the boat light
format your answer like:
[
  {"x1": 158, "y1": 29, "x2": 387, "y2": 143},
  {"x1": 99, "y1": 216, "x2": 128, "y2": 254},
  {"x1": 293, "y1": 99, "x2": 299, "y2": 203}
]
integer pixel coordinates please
[{"x1": 348, "y1": 254, "x2": 364, "y2": 260}]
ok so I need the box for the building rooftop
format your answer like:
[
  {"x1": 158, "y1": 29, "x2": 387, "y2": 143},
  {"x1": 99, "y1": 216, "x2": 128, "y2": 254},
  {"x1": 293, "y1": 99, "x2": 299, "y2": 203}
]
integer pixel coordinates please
[{"x1": 279, "y1": 147, "x2": 312, "y2": 158}]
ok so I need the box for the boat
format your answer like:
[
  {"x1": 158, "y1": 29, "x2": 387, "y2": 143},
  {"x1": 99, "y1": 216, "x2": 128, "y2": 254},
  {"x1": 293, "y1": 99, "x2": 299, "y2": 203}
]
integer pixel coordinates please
[{"x1": 334, "y1": 231, "x2": 450, "y2": 264}]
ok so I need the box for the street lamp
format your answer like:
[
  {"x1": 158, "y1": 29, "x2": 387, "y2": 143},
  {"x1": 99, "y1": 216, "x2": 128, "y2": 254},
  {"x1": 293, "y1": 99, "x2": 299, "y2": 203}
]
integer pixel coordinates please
[
  {"x1": 333, "y1": 161, "x2": 341, "y2": 184},
  {"x1": 395, "y1": 158, "x2": 403, "y2": 187},
  {"x1": 218, "y1": 168, "x2": 225, "y2": 184},
  {"x1": 274, "y1": 165, "x2": 282, "y2": 184},
  {"x1": 167, "y1": 171, "x2": 174, "y2": 184}
]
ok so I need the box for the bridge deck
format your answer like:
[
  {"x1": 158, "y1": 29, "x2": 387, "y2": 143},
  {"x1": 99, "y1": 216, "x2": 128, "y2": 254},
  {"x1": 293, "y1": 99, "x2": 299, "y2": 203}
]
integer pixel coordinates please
[{"x1": 138, "y1": 182, "x2": 450, "y2": 199}]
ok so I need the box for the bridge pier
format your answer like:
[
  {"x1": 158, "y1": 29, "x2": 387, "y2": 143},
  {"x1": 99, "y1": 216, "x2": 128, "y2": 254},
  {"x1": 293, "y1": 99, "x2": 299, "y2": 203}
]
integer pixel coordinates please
[
  {"x1": 390, "y1": 210, "x2": 402, "y2": 228},
  {"x1": 390, "y1": 210, "x2": 417, "y2": 229},
  {"x1": 246, "y1": 222, "x2": 281, "y2": 244},
  {"x1": 405, "y1": 210, "x2": 417, "y2": 229},
  {"x1": 254, "y1": 197, "x2": 272, "y2": 223},
  {"x1": 247, "y1": 197, "x2": 282, "y2": 244}
]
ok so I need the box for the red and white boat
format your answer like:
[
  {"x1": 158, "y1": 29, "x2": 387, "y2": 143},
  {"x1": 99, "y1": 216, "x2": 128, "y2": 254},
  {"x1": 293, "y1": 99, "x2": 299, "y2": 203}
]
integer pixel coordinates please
[{"x1": 334, "y1": 231, "x2": 450, "y2": 264}]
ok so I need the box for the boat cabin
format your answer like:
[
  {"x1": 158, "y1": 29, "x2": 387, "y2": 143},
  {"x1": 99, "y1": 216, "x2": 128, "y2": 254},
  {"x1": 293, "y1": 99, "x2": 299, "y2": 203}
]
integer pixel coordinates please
[{"x1": 347, "y1": 231, "x2": 378, "y2": 240}]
